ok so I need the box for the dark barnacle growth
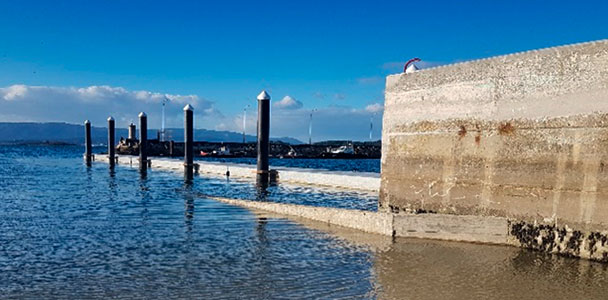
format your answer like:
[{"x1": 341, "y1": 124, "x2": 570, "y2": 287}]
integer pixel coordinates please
[
  {"x1": 558, "y1": 227, "x2": 568, "y2": 243},
  {"x1": 538, "y1": 224, "x2": 557, "y2": 252},
  {"x1": 388, "y1": 205, "x2": 400, "y2": 214},
  {"x1": 510, "y1": 221, "x2": 541, "y2": 247},
  {"x1": 511, "y1": 221, "x2": 578, "y2": 254},
  {"x1": 567, "y1": 230, "x2": 583, "y2": 255},
  {"x1": 588, "y1": 232, "x2": 601, "y2": 256}
]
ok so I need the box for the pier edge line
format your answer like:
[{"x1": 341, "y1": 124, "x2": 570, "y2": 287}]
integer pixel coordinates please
[{"x1": 209, "y1": 196, "x2": 608, "y2": 262}]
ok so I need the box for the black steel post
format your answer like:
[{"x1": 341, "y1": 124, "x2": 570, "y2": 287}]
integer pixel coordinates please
[
  {"x1": 256, "y1": 91, "x2": 270, "y2": 186},
  {"x1": 184, "y1": 104, "x2": 194, "y2": 180},
  {"x1": 128, "y1": 122, "x2": 136, "y2": 140},
  {"x1": 84, "y1": 120, "x2": 92, "y2": 166},
  {"x1": 108, "y1": 117, "x2": 115, "y2": 167},
  {"x1": 139, "y1": 112, "x2": 147, "y2": 172}
]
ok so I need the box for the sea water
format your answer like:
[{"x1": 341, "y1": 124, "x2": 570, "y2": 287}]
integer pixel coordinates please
[
  {"x1": 1, "y1": 145, "x2": 608, "y2": 299},
  {"x1": 198, "y1": 156, "x2": 381, "y2": 173}
]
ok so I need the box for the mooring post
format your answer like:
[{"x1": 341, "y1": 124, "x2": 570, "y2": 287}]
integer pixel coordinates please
[
  {"x1": 139, "y1": 112, "x2": 148, "y2": 172},
  {"x1": 84, "y1": 120, "x2": 92, "y2": 165},
  {"x1": 128, "y1": 122, "x2": 136, "y2": 140},
  {"x1": 107, "y1": 116, "x2": 115, "y2": 167},
  {"x1": 184, "y1": 104, "x2": 194, "y2": 180},
  {"x1": 256, "y1": 90, "x2": 270, "y2": 186},
  {"x1": 169, "y1": 140, "x2": 175, "y2": 157}
]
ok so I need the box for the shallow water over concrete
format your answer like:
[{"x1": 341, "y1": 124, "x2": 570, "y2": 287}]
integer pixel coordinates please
[{"x1": 1, "y1": 145, "x2": 608, "y2": 298}]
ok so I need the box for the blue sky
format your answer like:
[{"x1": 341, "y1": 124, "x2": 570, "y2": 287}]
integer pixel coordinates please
[{"x1": 1, "y1": 0, "x2": 607, "y2": 141}]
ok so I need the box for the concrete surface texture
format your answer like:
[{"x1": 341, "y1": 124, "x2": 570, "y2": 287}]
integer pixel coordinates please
[
  {"x1": 211, "y1": 196, "x2": 513, "y2": 246},
  {"x1": 215, "y1": 195, "x2": 608, "y2": 261},
  {"x1": 211, "y1": 196, "x2": 394, "y2": 236},
  {"x1": 381, "y1": 40, "x2": 608, "y2": 259},
  {"x1": 97, "y1": 155, "x2": 380, "y2": 192}
]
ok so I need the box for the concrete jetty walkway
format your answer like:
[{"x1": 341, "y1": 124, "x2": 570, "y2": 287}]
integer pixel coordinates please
[
  {"x1": 97, "y1": 155, "x2": 380, "y2": 192},
  {"x1": 209, "y1": 196, "x2": 509, "y2": 245}
]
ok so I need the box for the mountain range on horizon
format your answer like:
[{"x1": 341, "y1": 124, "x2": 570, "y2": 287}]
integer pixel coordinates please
[{"x1": 0, "y1": 122, "x2": 303, "y2": 145}]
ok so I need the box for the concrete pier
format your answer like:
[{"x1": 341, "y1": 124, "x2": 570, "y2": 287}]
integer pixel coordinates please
[
  {"x1": 381, "y1": 39, "x2": 608, "y2": 261},
  {"x1": 138, "y1": 112, "x2": 147, "y2": 172},
  {"x1": 209, "y1": 196, "x2": 508, "y2": 245},
  {"x1": 96, "y1": 155, "x2": 379, "y2": 191},
  {"x1": 91, "y1": 39, "x2": 608, "y2": 263}
]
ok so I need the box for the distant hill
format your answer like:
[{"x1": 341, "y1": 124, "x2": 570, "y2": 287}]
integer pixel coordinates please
[{"x1": 0, "y1": 122, "x2": 302, "y2": 145}]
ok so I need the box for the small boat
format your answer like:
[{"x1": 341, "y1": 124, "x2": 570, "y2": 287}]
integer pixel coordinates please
[
  {"x1": 330, "y1": 145, "x2": 354, "y2": 155},
  {"x1": 200, "y1": 151, "x2": 210, "y2": 156},
  {"x1": 212, "y1": 146, "x2": 231, "y2": 156},
  {"x1": 286, "y1": 147, "x2": 298, "y2": 158}
]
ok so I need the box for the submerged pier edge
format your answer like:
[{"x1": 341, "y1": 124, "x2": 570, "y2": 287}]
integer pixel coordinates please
[{"x1": 211, "y1": 196, "x2": 608, "y2": 262}]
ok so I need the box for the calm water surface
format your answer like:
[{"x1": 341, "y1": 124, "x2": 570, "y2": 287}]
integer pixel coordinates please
[{"x1": 1, "y1": 145, "x2": 608, "y2": 299}]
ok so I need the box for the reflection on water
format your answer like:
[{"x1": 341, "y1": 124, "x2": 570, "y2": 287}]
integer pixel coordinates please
[
  {"x1": 0, "y1": 145, "x2": 376, "y2": 298},
  {"x1": 1, "y1": 145, "x2": 608, "y2": 299},
  {"x1": 373, "y1": 239, "x2": 608, "y2": 299}
]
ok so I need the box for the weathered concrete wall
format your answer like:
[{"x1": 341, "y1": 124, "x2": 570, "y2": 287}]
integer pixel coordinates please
[{"x1": 381, "y1": 40, "x2": 608, "y2": 260}]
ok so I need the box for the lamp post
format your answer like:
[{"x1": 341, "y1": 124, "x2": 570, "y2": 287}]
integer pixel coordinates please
[
  {"x1": 308, "y1": 108, "x2": 317, "y2": 145},
  {"x1": 369, "y1": 113, "x2": 377, "y2": 141},
  {"x1": 161, "y1": 96, "x2": 169, "y2": 142},
  {"x1": 242, "y1": 104, "x2": 250, "y2": 143}
]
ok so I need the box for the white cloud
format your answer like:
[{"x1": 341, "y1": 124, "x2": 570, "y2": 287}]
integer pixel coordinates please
[
  {"x1": 2, "y1": 84, "x2": 28, "y2": 101},
  {"x1": 273, "y1": 95, "x2": 303, "y2": 110},
  {"x1": 0, "y1": 84, "x2": 216, "y2": 128},
  {"x1": 365, "y1": 103, "x2": 383, "y2": 113},
  {"x1": 0, "y1": 84, "x2": 384, "y2": 141}
]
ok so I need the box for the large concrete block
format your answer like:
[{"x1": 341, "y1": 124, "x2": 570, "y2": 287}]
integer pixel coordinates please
[{"x1": 381, "y1": 40, "x2": 608, "y2": 234}]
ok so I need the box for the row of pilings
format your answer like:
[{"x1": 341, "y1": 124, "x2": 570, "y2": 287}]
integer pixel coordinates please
[{"x1": 84, "y1": 90, "x2": 273, "y2": 186}]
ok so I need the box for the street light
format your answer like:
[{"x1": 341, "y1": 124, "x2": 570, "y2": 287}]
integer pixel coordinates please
[
  {"x1": 309, "y1": 108, "x2": 317, "y2": 145},
  {"x1": 161, "y1": 96, "x2": 170, "y2": 141},
  {"x1": 242, "y1": 104, "x2": 250, "y2": 143},
  {"x1": 369, "y1": 112, "x2": 378, "y2": 141},
  {"x1": 369, "y1": 114, "x2": 373, "y2": 141}
]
